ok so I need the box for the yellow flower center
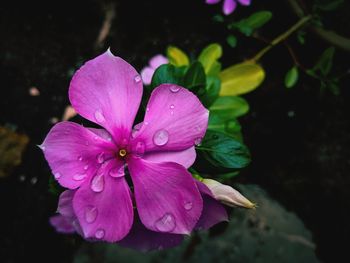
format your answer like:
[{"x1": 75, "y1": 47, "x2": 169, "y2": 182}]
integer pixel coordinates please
[{"x1": 119, "y1": 149, "x2": 127, "y2": 157}]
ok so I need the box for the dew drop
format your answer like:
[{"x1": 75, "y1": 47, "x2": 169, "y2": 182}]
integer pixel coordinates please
[
  {"x1": 155, "y1": 213, "x2": 176, "y2": 232},
  {"x1": 153, "y1": 129, "x2": 169, "y2": 146},
  {"x1": 144, "y1": 121, "x2": 149, "y2": 126},
  {"x1": 109, "y1": 166, "x2": 124, "y2": 178},
  {"x1": 169, "y1": 104, "x2": 175, "y2": 109},
  {"x1": 91, "y1": 173, "x2": 104, "y2": 192},
  {"x1": 135, "y1": 141, "x2": 145, "y2": 156},
  {"x1": 170, "y1": 85, "x2": 180, "y2": 93},
  {"x1": 96, "y1": 152, "x2": 104, "y2": 164},
  {"x1": 53, "y1": 172, "x2": 62, "y2": 179},
  {"x1": 194, "y1": 138, "x2": 202, "y2": 146},
  {"x1": 84, "y1": 165, "x2": 89, "y2": 171},
  {"x1": 134, "y1": 74, "x2": 141, "y2": 83},
  {"x1": 85, "y1": 206, "x2": 98, "y2": 223},
  {"x1": 146, "y1": 107, "x2": 150, "y2": 112},
  {"x1": 95, "y1": 229, "x2": 105, "y2": 239},
  {"x1": 94, "y1": 110, "x2": 105, "y2": 123},
  {"x1": 184, "y1": 201, "x2": 193, "y2": 211},
  {"x1": 78, "y1": 156, "x2": 83, "y2": 161},
  {"x1": 73, "y1": 173, "x2": 87, "y2": 181}
]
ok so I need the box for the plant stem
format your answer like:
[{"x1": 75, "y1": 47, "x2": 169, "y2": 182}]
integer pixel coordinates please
[{"x1": 251, "y1": 15, "x2": 312, "y2": 62}]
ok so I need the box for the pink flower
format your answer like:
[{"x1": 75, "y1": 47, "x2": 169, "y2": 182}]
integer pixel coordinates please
[
  {"x1": 140, "y1": 54, "x2": 168, "y2": 85},
  {"x1": 43, "y1": 50, "x2": 227, "y2": 250},
  {"x1": 206, "y1": 0, "x2": 251, "y2": 15}
]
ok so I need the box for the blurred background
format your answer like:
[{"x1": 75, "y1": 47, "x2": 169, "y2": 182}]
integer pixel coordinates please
[{"x1": 1, "y1": 0, "x2": 350, "y2": 262}]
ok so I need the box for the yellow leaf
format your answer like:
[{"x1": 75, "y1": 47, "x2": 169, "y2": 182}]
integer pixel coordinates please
[
  {"x1": 198, "y1": 43, "x2": 222, "y2": 74},
  {"x1": 219, "y1": 62, "x2": 265, "y2": 96},
  {"x1": 166, "y1": 46, "x2": 190, "y2": 67}
]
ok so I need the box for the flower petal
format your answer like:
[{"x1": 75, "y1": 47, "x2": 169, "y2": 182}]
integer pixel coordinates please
[
  {"x1": 223, "y1": 0, "x2": 237, "y2": 15},
  {"x1": 149, "y1": 54, "x2": 168, "y2": 69},
  {"x1": 142, "y1": 147, "x2": 196, "y2": 168},
  {"x1": 69, "y1": 50, "x2": 143, "y2": 143},
  {"x1": 41, "y1": 121, "x2": 116, "y2": 189},
  {"x1": 119, "y1": 214, "x2": 183, "y2": 251},
  {"x1": 128, "y1": 157, "x2": 203, "y2": 235},
  {"x1": 133, "y1": 84, "x2": 208, "y2": 152},
  {"x1": 237, "y1": 0, "x2": 251, "y2": 6},
  {"x1": 57, "y1": 190, "x2": 75, "y2": 218},
  {"x1": 50, "y1": 214, "x2": 76, "y2": 234},
  {"x1": 195, "y1": 181, "x2": 228, "y2": 230},
  {"x1": 73, "y1": 160, "x2": 133, "y2": 242},
  {"x1": 140, "y1": 66, "x2": 154, "y2": 85}
]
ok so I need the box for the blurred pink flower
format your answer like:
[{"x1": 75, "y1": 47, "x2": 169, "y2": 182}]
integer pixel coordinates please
[
  {"x1": 206, "y1": 0, "x2": 251, "y2": 15},
  {"x1": 140, "y1": 54, "x2": 168, "y2": 85}
]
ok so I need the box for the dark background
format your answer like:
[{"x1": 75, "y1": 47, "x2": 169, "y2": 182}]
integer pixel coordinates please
[{"x1": 1, "y1": 0, "x2": 349, "y2": 262}]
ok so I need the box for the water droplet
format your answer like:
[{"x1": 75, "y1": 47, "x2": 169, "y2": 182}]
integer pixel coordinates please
[
  {"x1": 85, "y1": 206, "x2": 98, "y2": 223},
  {"x1": 95, "y1": 229, "x2": 105, "y2": 239},
  {"x1": 94, "y1": 110, "x2": 105, "y2": 123},
  {"x1": 73, "y1": 173, "x2": 87, "y2": 181},
  {"x1": 170, "y1": 104, "x2": 175, "y2": 109},
  {"x1": 78, "y1": 156, "x2": 83, "y2": 161},
  {"x1": 30, "y1": 177, "x2": 38, "y2": 185},
  {"x1": 170, "y1": 85, "x2": 180, "y2": 93},
  {"x1": 153, "y1": 129, "x2": 169, "y2": 146},
  {"x1": 184, "y1": 201, "x2": 193, "y2": 210},
  {"x1": 144, "y1": 121, "x2": 149, "y2": 126},
  {"x1": 134, "y1": 75, "x2": 141, "y2": 83},
  {"x1": 96, "y1": 152, "x2": 104, "y2": 164},
  {"x1": 38, "y1": 144, "x2": 46, "y2": 151},
  {"x1": 155, "y1": 213, "x2": 176, "y2": 232},
  {"x1": 133, "y1": 122, "x2": 143, "y2": 131},
  {"x1": 194, "y1": 138, "x2": 202, "y2": 146},
  {"x1": 135, "y1": 141, "x2": 145, "y2": 156},
  {"x1": 109, "y1": 165, "x2": 124, "y2": 178},
  {"x1": 146, "y1": 107, "x2": 150, "y2": 112},
  {"x1": 54, "y1": 172, "x2": 62, "y2": 179},
  {"x1": 91, "y1": 173, "x2": 104, "y2": 192},
  {"x1": 170, "y1": 111, "x2": 174, "y2": 115},
  {"x1": 84, "y1": 165, "x2": 89, "y2": 171}
]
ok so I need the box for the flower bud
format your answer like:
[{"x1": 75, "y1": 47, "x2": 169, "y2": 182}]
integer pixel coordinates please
[{"x1": 202, "y1": 179, "x2": 256, "y2": 209}]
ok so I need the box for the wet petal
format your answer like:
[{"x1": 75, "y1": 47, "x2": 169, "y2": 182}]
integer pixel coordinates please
[
  {"x1": 223, "y1": 0, "x2": 237, "y2": 15},
  {"x1": 195, "y1": 181, "x2": 228, "y2": 230},
  {"x1": 73, "y1": 160, "x2": 133, "y2": 242},
  {"x1": 57, "y1": 190, "x2": 75, "y2": 218},
  {"x1": 133, "y1": 84, "x2": 208, "y2": 152},
  {"x1": 142, "y1": 147, "x2": 196, "y2": 168},
  {"x1": 69, "y1": 49, "x2": 143, "y2": 143},
  {"x1": 50, "y1": 214, "x2": 76, "y2": 234},
  {"x1": 41, "y1": 121, "x2": 116, "y2": 189},
  {"x1": 119, "y1": 214, "x2": 183, "y2": 251},
  {"x1": 149, "y1": 54, "x2": 168, "y2": 69},
  {"x1": 128, "y1": 157, "x2": 203, "y2": 235}
]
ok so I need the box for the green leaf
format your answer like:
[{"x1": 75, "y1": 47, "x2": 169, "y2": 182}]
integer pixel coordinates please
[
  {"x1": 184, "y1": 61, "x2": 206, "y2": 90},
  {"x1": 284, "y1": 66, "x2": 299, "y2": 88},
  {"x1": 150, "y1": 64, "x2": 186, "y2": 89},
  {"x1": 217, "y1": 171, "x2": 240, "y2": 180},
  {"x1": 197, "y1": 130, "x2": 250, "y2": 169},
  {"x1": 199, "y1": 76, "x2": 221, "y2": 108},
  {"x1": 208, "y1": 113, "x2": 243, "y2": 141},
  {"x1": 297, "y1": 30, "x2": 306, "y2": 45},
  {"x1": 229, "y1": 11, "x2": 273, "y2": 36},
  {"x1": 210, "y1": 96, "x2": 249, "y2": 119},
  {"x1": 315, "y1": 0, "x2": 344, "y2": 11},
  {"x1": 198, "y1": 43, "x2": 223, "y2": 75},
  {"x1": 312, "y1": 46, "x2": 335, "y2": 76},
  {"x1": 166, "y1": 46, "x2": 190, "y2": 67},
  {"x1": 213, "y1": 14, "x2": 224, "y2": 23},
  {"x1": 220, "y1": 62, "x2": 265, "y2": 96},
  {"x1": 227, "y1": 35, "x2": 237, "y2": 48}
]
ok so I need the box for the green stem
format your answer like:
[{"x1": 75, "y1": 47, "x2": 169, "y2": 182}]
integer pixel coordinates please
[{"x1": 252, "y1": 15, "x2": 312, "y2": 62}]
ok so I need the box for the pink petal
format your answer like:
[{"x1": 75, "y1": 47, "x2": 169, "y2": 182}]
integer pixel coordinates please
[
  {"x1": 41, "y1": 121, "x2": 116, "y2": 189},
  {"x1": 149, "y1": 54, "x2": 168, "y2": 70},
  {"x1": 50, "y1": 214, "x2": 76, "y2": 234},
  {"x1": 128, "y1": 157, "x2": 203, "y2": 235},
  {"x1": 237, "y1": 0, "x2": 251, "y2": 6},
  {"x1": 142, "y1": 147, "x2": 196, "y2": 168},
  {"x1": 223, "y1": 0, "x2": 237, "y2": 15},
  {"x1": 69, "y1": 49, "x2": 143, "y2": 143},
  {"x1": 57, "y1": 190, "x2": 75, "y2": 218},
  {"x1": 195, "y1": 181, "x2": 228, "y2": 230},
  {"x1": 119, "y1": 215, "x2": 183, "y2": 251},
  {"x1": 133, "y1": 84, "x2": 209, "y2": 152},
  {"x1": 140, "y1": 66, "x2": 154, "y2": 85},
  {"x1": 206, "y1": 0, "x2": 221, "y2": 4},
  {"x1": 73, "y1": 160, "x2": 133, "y2": 242}
]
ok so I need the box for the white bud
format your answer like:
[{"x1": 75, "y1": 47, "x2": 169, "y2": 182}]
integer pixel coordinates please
[{"x1": 202, "y1": 179, "x2": 256, "y2": 209}]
